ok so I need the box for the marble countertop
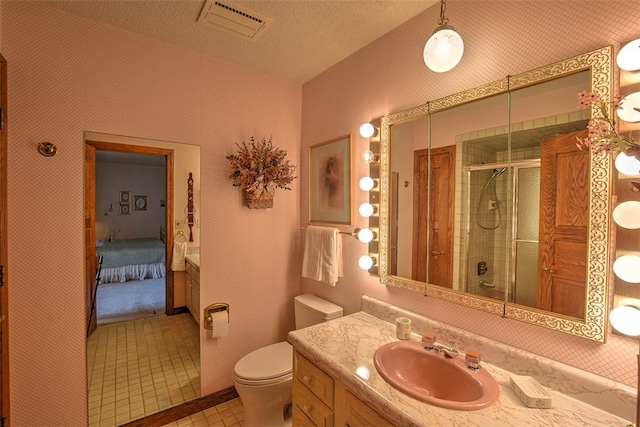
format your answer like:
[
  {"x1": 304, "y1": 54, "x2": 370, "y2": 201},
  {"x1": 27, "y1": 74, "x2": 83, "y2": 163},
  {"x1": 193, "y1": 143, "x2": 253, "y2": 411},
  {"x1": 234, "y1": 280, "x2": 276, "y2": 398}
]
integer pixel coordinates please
[
  {"x1": 288, "y1": 311, "x2": 631, "y2": 426},
  {"x1": 185, "y1": 253, "x2": 200, "y2": 268}
]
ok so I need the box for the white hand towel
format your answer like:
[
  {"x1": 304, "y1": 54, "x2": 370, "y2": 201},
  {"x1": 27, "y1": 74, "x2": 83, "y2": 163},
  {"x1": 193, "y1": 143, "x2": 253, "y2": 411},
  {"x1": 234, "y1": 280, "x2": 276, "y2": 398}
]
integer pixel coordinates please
[
  {"x1": 302, "y1": 226, "x2": 343, "y2": 286},
  {"x1": 171, "y1": 241, "x2": 187, "y2": 271}
]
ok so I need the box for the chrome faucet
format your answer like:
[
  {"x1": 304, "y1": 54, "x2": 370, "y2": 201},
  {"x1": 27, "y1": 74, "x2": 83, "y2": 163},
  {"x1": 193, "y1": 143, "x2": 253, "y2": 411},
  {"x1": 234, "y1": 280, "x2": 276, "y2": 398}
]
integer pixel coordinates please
[{"x1": 421, "y1": 333, "x2": 459, "y2": 358}]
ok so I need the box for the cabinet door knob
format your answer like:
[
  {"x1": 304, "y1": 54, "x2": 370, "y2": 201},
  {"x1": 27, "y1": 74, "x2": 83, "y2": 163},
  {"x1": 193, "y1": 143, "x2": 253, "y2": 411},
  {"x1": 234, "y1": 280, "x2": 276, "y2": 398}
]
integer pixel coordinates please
[
  {"x1": 432, "y1": 250, "x2": 444, "y2": 256},
  {"x1": 540, "y1": 267, "x2": 555, "y2": 274},
  {"x1": 302, "y1": 375, "x2": 311, "y2": 384},
  {"x1": 302, "y1": 404, "x2": 311, "y2": 414}
]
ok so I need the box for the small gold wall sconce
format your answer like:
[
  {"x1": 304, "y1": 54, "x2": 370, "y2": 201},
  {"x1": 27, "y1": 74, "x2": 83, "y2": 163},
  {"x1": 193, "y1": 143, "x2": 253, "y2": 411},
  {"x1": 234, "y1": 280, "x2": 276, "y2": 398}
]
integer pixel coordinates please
[{"x1": 37, "y1": 141, "x2": 58, "y2": 157}]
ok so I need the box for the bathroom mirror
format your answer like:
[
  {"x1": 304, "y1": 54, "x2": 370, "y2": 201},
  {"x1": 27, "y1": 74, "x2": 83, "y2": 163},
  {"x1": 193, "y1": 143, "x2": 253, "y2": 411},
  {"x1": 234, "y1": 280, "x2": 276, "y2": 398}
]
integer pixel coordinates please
[{"x1": 379, "y1": 46, "x2": 612, "y2": 341}]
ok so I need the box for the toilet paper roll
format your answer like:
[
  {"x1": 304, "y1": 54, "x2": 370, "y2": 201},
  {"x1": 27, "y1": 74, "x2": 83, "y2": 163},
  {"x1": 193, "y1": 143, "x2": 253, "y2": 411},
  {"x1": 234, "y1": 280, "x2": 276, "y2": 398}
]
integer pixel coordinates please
[{"x1": 210, "y1": 310, "x2": 228, "y2": 337}]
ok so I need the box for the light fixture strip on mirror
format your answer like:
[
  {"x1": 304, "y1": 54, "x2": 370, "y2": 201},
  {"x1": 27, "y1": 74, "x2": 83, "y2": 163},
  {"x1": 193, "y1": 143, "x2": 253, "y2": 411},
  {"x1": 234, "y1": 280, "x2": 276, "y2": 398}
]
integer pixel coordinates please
[
  {"x1": 360, "y1": 121, "x2": 381, "y2": 274},
  {"x1": 375, "y1": 46, "x2": 612, "y2": 342}
]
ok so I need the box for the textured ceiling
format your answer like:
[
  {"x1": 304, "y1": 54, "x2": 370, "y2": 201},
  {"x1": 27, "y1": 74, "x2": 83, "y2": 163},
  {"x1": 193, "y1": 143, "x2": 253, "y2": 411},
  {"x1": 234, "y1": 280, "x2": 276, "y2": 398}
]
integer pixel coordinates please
[{"x1": 43, "y1": 0, "x2": 437, "y2": 83}]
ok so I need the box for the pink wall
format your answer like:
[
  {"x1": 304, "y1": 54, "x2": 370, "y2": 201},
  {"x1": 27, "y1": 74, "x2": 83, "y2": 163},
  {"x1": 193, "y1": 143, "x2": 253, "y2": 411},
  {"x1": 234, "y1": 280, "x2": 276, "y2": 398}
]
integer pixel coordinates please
[
  {"x1": 302, "y1": 1, "x2": 640, "y2": 390},
  {"x1": 3, "y1": 2, "x2": 301, "y2": 425}
]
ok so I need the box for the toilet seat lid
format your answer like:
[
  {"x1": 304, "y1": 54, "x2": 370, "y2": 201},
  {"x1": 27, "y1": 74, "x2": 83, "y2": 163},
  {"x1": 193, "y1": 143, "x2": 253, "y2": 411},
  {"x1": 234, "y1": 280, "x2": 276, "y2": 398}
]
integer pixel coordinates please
[{"x1": 234, "y1": 341, "x2": 292, "y2": 381}]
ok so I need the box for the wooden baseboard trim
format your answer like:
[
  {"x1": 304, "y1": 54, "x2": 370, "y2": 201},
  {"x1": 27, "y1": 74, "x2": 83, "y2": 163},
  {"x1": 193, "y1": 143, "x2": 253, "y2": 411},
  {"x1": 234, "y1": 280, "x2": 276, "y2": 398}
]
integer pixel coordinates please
[
  {"x1": 171, "y1": 306, "x2": 189, "y2": 315},
  {"x1": 121, "y1": 386, "x2": 239, "y2": 427}
]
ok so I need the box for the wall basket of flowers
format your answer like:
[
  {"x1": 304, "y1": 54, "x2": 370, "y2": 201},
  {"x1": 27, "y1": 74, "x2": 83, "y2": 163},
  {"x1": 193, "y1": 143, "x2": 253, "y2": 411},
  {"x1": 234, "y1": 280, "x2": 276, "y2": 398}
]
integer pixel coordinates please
[{"x1": 226, "y1": 136, "x2": 297, "y2": 209}]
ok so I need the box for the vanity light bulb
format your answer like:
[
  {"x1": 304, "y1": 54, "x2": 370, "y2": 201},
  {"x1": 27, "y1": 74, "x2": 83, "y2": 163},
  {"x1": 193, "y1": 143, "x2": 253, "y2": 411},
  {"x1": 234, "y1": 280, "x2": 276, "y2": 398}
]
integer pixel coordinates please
[
  {"x1": 363, "y1": 150, "x2": 379, "y2": 163},
  {"x1": 359, "y1": 203, "x2": 375, "y2": 218},
  {"x1": 359, "y1": 123, "x2": 376, "y2": 138},
  {"x1": 358, "y1": 255, "x2": 375, "y2": 270},
  {"x1": 609, "y1": 306, "x2": 640, "y2": 336},
  {"x1": 616, "y1": 38, "x2": 640, "y2": 71},
  {"x1": 613, "y1": 201, "x2": 640, "y2": 229},
  {"x1": 359, "y1": 176, "x2": 375, "y2": 191},
  {"x1": 613, "y1": 254, "x2": 640, "y2": 283},
  {"x1": 614, "y1": 152, "x2": 640, "y2": 176},
  {"x1": 616, "y1": 92, "x2": 640, "y2": 123},
  {"x1": 357, "y1": 228, "x2": 374, "y2": 243}
]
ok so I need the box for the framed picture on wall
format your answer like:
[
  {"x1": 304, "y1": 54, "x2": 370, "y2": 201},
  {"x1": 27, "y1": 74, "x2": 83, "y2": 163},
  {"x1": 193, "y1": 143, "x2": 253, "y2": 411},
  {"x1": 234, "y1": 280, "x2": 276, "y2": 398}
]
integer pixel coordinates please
[
  {"x1": 309, "y1": 134, "x2": 353, "y2": 224},
  {"x1": 134, "y1": 195, "x2": 147, "y2": 211},
  {"x1": 119, "y1": 203, "x2": 130, "y2": 215},
  {"x1": 119, "y1": 191, "x2": 131, "y2": 203}
]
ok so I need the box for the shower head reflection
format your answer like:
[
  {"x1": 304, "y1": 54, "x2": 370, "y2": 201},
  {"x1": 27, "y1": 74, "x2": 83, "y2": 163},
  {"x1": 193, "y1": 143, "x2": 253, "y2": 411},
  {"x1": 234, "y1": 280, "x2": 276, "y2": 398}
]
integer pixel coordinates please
[{"x1": 492, "y1": 167, "x2": 508, "y2": 178}]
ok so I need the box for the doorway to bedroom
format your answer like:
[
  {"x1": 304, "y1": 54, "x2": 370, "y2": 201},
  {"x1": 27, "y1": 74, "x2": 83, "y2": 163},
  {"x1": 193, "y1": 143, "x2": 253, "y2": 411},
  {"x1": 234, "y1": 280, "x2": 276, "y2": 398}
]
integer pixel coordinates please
[
  {"x1": 94, "y1": 150, "x2": 167, "y2": 324},
  {"x1": 85, "y1": 139, "x2": 176, "y2": 336}
]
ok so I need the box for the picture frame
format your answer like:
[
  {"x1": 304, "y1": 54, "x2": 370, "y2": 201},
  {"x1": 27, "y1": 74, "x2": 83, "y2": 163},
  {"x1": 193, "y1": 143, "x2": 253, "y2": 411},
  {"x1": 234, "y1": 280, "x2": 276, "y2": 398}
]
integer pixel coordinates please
[
  {"x1": 309, "y1": 134, "x2": 353, "y2": 224},
  {"x1": 134, "y1": 195, "x2": 148, "y2": 211},
  {"x1": 119, "y1": 203, "x2": 131, "y2": 215},
  {"x1": 119, "y1": 191, "x2": 131, "y2": 204}
]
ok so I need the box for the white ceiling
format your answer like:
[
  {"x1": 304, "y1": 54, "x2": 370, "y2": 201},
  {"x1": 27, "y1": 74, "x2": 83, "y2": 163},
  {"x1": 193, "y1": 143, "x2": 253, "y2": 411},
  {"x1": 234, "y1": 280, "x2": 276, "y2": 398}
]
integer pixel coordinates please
[{"x1": 43, "y1": 0, "x2": 437, "y2": 83}]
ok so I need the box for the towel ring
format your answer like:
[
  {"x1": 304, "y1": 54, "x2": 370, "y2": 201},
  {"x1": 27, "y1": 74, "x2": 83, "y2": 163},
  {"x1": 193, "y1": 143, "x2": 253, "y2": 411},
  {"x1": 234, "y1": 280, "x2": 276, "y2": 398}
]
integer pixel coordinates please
[{"x1": 175, "y1": 230, "x2": 188, "y2": 242}]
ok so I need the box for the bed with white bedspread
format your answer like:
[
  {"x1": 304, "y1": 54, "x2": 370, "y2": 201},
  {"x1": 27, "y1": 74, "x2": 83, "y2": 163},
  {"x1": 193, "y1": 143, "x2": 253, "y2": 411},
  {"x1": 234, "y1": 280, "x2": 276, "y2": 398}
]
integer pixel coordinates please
[{"x1": 97, "y1": 238, "x2": 166, "y2": 284}]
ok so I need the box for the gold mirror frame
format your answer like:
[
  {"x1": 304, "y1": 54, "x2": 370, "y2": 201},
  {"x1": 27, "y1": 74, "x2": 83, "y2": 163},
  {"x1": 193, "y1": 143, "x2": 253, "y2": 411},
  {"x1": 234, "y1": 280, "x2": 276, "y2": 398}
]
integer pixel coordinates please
[{"x1": 378, "y1": 46, "x2": 612, "y2": 342}]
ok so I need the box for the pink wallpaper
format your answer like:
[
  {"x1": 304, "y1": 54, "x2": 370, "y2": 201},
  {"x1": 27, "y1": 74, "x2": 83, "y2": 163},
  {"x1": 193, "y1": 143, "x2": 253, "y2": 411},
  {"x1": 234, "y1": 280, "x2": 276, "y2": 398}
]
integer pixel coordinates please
[
  {"x1": 3, "y1": 2, "x2": 301, "y2": 425},
  {"x1": 3, "y1": 1, "x2": 640, "y2": 425},
  {"x1": 301, "y1": 0, "x2": 640, "y2": 391}
]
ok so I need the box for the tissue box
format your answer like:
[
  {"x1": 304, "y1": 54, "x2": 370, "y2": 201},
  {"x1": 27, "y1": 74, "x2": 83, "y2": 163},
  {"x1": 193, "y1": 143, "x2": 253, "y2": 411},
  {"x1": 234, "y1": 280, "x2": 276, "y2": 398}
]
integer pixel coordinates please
[{"x1": 510, "y1": 375, "x2": 553, "y2": 408}]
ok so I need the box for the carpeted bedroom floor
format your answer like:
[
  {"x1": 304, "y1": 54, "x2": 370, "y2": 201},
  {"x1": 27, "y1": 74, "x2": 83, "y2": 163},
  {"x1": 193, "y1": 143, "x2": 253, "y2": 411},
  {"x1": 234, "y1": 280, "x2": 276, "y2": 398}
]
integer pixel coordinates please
[{"x1": 96, "y1": 277, "x2": 165, "y2": 325}]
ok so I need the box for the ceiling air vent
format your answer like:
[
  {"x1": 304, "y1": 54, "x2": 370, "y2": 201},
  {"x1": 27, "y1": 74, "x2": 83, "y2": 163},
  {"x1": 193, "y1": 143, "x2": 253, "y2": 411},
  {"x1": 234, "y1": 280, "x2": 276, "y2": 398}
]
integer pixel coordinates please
[{"x1": 197, "y1": 0, "x2": 272, "y2": 41}]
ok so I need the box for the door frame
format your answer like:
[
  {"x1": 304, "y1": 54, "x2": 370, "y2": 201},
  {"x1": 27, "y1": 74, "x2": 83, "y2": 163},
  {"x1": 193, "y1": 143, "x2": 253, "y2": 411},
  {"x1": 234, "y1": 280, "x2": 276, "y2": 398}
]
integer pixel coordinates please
[
  {"x1": 0, "y1": 53, "x2": 9, "y2": 425},
  {"x1": 85, "y1": 140, "x2": 175, "y2": 330}
]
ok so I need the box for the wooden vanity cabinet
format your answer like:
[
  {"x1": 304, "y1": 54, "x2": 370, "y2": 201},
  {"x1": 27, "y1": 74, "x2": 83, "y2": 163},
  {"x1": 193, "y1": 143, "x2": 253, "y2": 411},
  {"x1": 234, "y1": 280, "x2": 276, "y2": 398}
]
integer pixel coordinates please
[
  {"x1": 292, "y1": 349, "x2": 393, "y2": 427},
  {"x1": 293, "y1": 350, "x2": 334, "y2": 426},
  {"x1": 185, "y1": 258, "x2": 200, "y2": 325}
]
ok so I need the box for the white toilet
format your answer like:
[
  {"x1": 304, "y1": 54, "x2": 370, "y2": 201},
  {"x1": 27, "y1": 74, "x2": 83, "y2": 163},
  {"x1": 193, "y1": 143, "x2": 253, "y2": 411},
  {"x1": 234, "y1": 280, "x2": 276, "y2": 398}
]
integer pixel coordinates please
[{"x1": 233, "y1": 294, "x2": 343, "y2": 426}]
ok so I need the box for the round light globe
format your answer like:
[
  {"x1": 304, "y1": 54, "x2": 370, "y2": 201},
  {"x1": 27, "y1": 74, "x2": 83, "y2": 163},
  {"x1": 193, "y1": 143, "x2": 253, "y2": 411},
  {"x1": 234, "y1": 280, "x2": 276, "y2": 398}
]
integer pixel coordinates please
[
  {"x1": 613, "y1": 201, "x2": 640, "y2": 229},
  {"x1": 616, "y1": 38, "x2": 640, "y2": 71},
  {"x1": 613, "y1": 254, "x2": 640, "y2": 283},
  {"x1": 614, "y1": 152, "x2": 640, "y2": 176},
  {"x1": 358, "y1": 255, "x2": 374, "y2": 270},
  {"x1": 616, "y1": 92, "x2": 640, "y2": 123},
  {"x1": 359, "y1": 176, "x2": 375, "y2": 191},
  {"x1": 609, "y1": 306, "x2": 640, "y2": 336},
  {"x1": 359, "y1": 203, "x2": 375, "y2": 217},
  {"x1": 359, "y1": 123, "x2": 376, "y2": 138},
  {"x1": 357, "y1": 228, "x2": 374, "y2": 243},
  {"x1": 423, "y1": 27, "x2": 464, "y2": 73}
]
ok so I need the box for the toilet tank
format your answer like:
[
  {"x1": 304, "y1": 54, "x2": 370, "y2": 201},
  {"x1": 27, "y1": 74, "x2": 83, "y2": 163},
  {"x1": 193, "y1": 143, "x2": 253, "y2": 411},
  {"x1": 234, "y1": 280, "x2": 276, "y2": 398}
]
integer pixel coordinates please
[{"x1": 294, "y1": 294, "x2": 343, "y2": 329}]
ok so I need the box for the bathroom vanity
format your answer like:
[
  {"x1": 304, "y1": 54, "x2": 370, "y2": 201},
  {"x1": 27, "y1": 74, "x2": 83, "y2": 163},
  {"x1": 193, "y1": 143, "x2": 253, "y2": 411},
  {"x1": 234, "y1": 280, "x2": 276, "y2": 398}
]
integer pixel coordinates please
[
  {"x1": 292, "y1": 349, "x2": 393, "y2": 426},
  {"x1": 185, "y1": 254, "x2": 200, "y2": 325},
  {"x1": 288, "y1": 296, "x2": 635, "y2": 426}
]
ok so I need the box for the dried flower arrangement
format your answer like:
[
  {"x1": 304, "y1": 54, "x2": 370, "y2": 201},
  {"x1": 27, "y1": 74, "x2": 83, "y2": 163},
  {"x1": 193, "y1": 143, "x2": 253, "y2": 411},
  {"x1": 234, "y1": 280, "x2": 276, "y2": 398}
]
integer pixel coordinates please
[
  {"x1": 575, "y1": 90, "x2": 640, "y2": 155},
  {"x1": 226, "y1": 136, "x2": 297, "y2": 207},
  {"x1": 575, "y1": 91, "x2": 640, "y2": 190}
]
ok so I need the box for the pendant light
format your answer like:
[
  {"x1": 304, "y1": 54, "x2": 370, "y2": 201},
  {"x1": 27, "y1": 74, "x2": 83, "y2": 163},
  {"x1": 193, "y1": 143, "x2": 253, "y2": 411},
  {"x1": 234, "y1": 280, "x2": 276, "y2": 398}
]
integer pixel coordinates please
[{"x1": 423, "y1": 0, "x2": 464, "y2": 73}]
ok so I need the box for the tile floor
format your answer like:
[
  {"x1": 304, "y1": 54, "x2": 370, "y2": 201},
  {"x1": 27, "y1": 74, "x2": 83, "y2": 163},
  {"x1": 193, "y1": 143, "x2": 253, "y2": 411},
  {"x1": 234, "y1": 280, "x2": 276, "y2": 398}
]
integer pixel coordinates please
[
  {"x1": 161, "y1": 398, "x2": 244, "y2": 427},
  {"x1": 87, "y1": 313, "x2": 201, "y2": 426}
]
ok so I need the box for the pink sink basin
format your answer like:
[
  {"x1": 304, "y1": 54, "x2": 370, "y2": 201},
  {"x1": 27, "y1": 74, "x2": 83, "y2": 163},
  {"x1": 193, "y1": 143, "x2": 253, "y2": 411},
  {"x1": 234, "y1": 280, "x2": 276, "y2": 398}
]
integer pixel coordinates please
[{"x1": 373, "y1": 341, "x2": 500, "y2": 410}]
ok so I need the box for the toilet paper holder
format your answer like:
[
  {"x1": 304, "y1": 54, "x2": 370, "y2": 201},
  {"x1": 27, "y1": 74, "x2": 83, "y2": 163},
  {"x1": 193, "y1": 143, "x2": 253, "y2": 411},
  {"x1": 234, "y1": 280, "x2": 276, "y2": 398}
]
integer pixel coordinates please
[{"x1": 204, "y1": 303, "x2": 229, "y2": 330}]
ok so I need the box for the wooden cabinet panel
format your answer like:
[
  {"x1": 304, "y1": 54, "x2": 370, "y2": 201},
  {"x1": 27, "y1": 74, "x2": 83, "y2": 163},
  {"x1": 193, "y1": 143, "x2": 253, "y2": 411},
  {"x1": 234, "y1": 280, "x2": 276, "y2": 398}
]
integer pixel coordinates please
[
  {"x1": 294, "y1": 351, "x2": 334, "y2": 408},
  {"x1": 185, "y1": 259, "x2": 200, "y2": 325},
  {"x1": 293, "y1": 378, "x2": 334, "y2": 426},
  {"x1": 292, "y1": 349, "x2": 393, "y2": 427},
  {"x1": 334, "y1": 382, "x2": 393, "y2": 427}
]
